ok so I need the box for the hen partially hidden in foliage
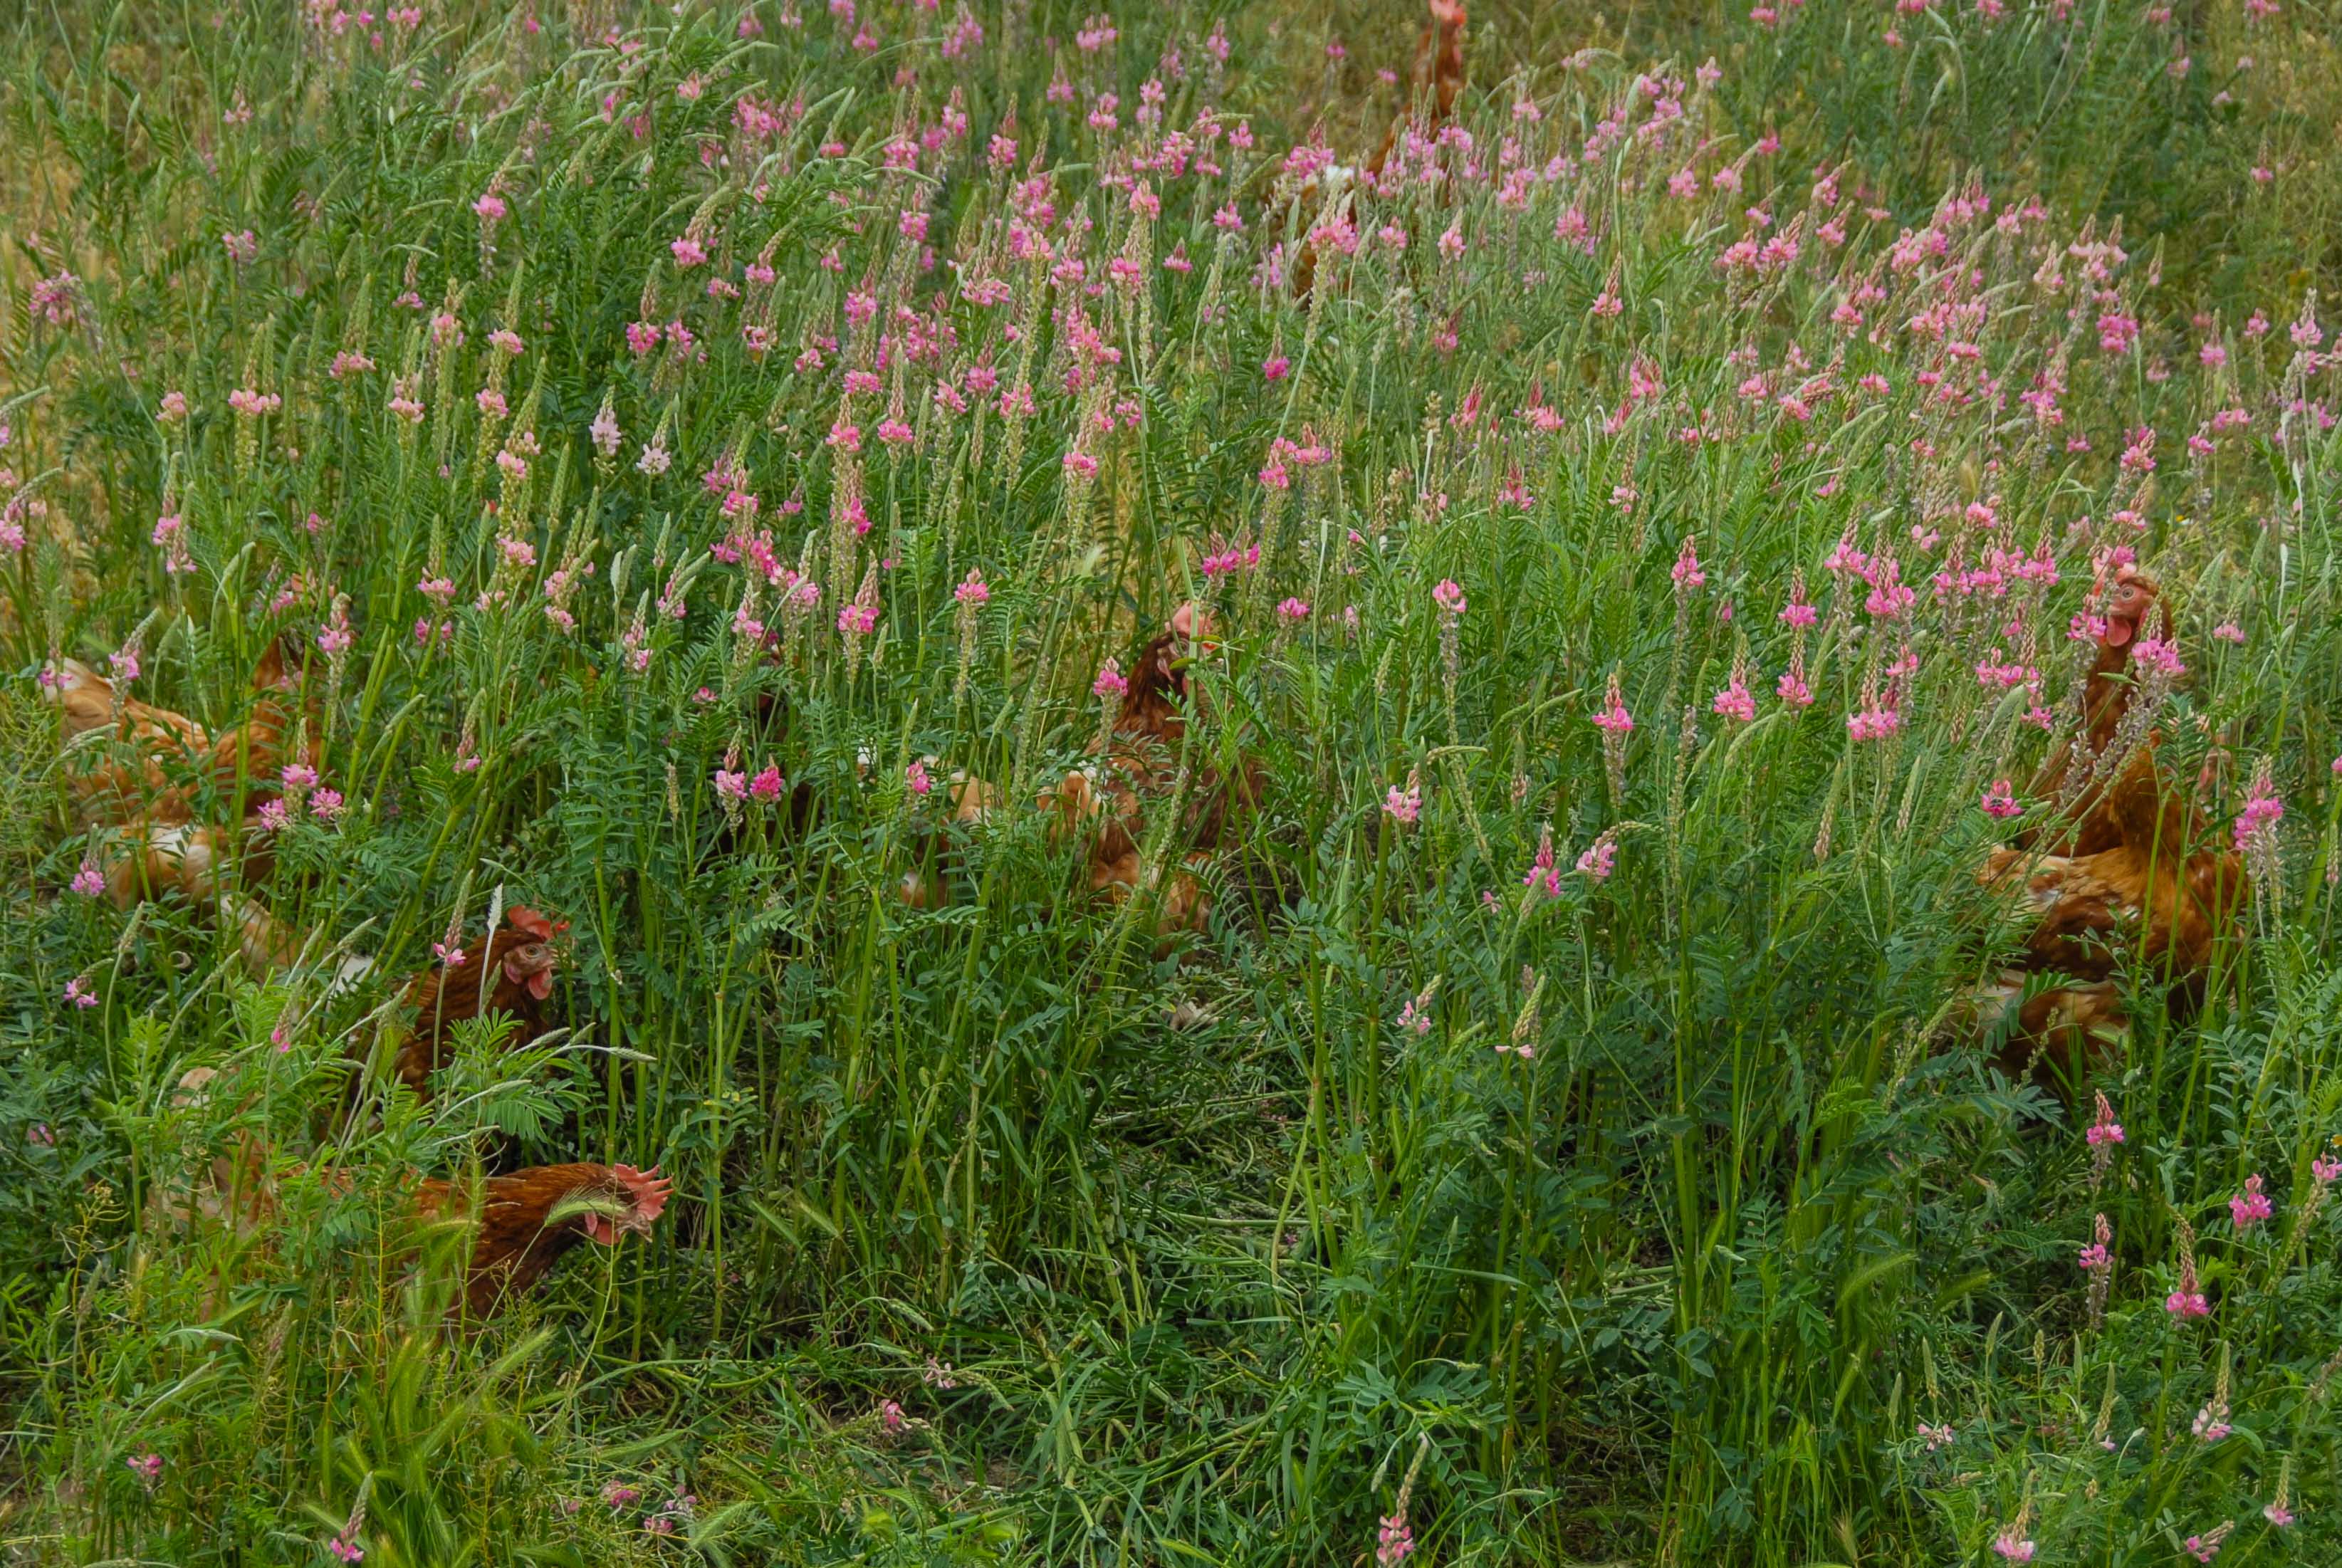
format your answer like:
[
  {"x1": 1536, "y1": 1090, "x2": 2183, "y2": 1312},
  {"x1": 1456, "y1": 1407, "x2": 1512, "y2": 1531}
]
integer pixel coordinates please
[
  {"x1": 46, "y1": 638, "x2": 318, "y2": 970},
  {"x1": 413, "y1": 1161, "x2": 671, "y2": 1318},
  {"x1": 383, "y1": 906, "x2": 568, "y2": 1099},
  {"x1": 1046, "y1": 604, "x2": 1270, "y2": 936},
  {"x1": 1972, "y1": 571, "x2": 2248, "y2": 1082},
  {"x1": 153, "y1": 1096, "x2": 671, "y2": 1320},
  {"x1": 1289, "y1": 0, "x2": 1468, "y2": 298}
]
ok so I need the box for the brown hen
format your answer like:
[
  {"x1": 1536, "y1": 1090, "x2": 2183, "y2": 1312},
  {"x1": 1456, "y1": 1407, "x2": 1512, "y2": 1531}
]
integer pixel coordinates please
[
  {"x1": 388, "y1": 907, "x2": 568, "y2": 1098},
  {"x1": 2022, "y1": 568, "x2": 2165, "y2": 856},
  {"x1": 1973, "y1": 573, "x2": 2248, "y2": 1082},
  {"x1": 1291, "y1": 0, "x2": 1468, "y2": 297},
  {"x1": 46, "y1": 637, "x2": 320, "y2": 968},
  {"x1": 151, "y1": 1114, "x2": 670, "y2": 1321},
  {"x1": 1047, "y1": 603, "x2": 1267, "y2": 935},
  {"x1": 413, "y1": 1161, "x2": 671, "y2": 1318}
]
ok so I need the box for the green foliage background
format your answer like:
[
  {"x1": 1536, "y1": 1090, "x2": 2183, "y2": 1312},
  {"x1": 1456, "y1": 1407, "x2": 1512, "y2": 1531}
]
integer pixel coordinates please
[{"x1": 4, "y1": 0, "x2": 2341, "y2": 1563}]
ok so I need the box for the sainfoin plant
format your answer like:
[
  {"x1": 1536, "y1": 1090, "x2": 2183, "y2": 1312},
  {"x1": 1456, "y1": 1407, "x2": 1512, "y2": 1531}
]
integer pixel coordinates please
[{"x1": 2, "y1": 0, "x2": 2341, "y2": 1564}]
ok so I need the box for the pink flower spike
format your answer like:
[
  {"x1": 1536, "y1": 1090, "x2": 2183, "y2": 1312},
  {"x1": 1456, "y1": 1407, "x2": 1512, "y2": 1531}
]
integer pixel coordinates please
[
  {"x1": 2229, "y1": 1174, "x2": 2273, "y2": 1230},
  {"x1": 1575, "y1": 837, "x2": 1616, "y2": 882},
  {"x1": 2183, "y1": 1523, "x2": 2232, "y2": 1562},
  {"x1": 1522, "y1": 829, "x2": 1561, "y2": 899},
  {"x1": 2086, "y1": 1092, "x2": 2124, "y2": 1146},
  {"x1": 1671, "y1": 535, "x2": 1706, "y2": 592},
  {"x1": 1710, "y1": 679, "x2": 1754, "y2": 723},
  {"x1": 1376, "y1": 1510, "x2": 1414, "y2": 1567}
]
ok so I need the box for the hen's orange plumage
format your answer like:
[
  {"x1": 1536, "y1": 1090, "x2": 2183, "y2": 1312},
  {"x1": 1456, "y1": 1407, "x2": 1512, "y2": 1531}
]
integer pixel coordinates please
[
  {"x1": 1366, "y1": 0, "x2": 1468, "y2": 179},
  {"x1": 412, "y1": 1161, "x2": 671, "y2": 1318},
  {"x1": 1975, "y1": 570, "x2": 2248, "y2": 1082},
  {"x1": 2022, "y1": 570, "x2": 2164, "y2": 857},
  {"x1": 155, "y1": 1122, "x2": 670, "y2": 1319},
  {"x1": 389, "y1": 907, "x2": 567, "y2": 1097},
  {"x1": 1047, "y1": 604, "x2": 1267, "y2": 934},
  {"x1": 1291, "y1": 0, "x2": 1468, "y2": 298},
  {"x1": 47, "y1": 637, "x2": 320, "y2": 969}
]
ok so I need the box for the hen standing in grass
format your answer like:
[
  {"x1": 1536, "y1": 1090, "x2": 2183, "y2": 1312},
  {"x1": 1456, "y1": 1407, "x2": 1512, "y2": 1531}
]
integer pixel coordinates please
[
  {"x1": 388, "y1": 907, "x2": 568, "y2": 1097},
  {"x1": 1289, "y1": 0, "x2": 1469, "y2": 298},
  {"x1": 46, "y1": 635, "x2": 319, "y2": 968},
  {"x1": 413, "y1": 1161, "x2": 671, "y2": 1318},
  {"x1": 2019, "y1": 570, "x2": 2172, "y2": 856},
  {"x1": 1048, "y1": 603, "x2": 1268, "y2": 935},
  {"x1": 1972, "y1": 570, "x2": 2249, "y2": 1081},
  {"x1": 152, "y1": 1111, "x2": 671, "y2": 1320}
]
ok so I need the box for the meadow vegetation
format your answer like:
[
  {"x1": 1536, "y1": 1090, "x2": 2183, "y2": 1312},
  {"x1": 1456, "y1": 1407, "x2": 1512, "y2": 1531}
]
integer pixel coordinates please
[{"x1": 4, "y1": 0, "x2": 2342, "y2": 1562}]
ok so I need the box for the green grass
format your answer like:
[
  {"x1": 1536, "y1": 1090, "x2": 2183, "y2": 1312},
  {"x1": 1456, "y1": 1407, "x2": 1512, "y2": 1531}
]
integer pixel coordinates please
[{"x1": 4, "y1": 0, "x2": 2342, "y2": 1563}]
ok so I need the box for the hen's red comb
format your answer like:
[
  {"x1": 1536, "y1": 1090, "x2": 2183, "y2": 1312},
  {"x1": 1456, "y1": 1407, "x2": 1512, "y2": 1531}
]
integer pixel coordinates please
[
  {"x1": 507, "y1": 906, "x2": 570, "y2": 941},
  {"x1": 611, "y1": 1164, "x2": 673, "y2": 1223}
]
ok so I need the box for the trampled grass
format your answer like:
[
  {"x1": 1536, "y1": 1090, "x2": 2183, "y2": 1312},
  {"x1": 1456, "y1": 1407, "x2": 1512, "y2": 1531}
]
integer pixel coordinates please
[{"x1": 3, "y1": 1, "x2": 2341, "y2": 1563}]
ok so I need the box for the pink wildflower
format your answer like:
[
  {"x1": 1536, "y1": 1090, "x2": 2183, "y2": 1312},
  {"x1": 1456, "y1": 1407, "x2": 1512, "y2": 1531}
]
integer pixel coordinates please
[
  {"x1": 2232, "y1": 788, "x2": 2283, "y2": 852},
  {"x1": 1384, "y1": 774, "x2": 1422, "y2": 827},
  {"x1": 1576, "y1": 836, "x2": 1617, "y2": 882},
  {"x1": 1522, "y1": 829, "x2": 1561, "y2": 898},
  {"x1": 2229, "y1": 1174, "x2": 2272, "y2": 1230},
  {"x1": 1376, "y1": 1512, "x2": 1414, "y2": 1567},
  {"x1": 1671, "y1": 535, "x2": 1705, "y2": 591}
]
